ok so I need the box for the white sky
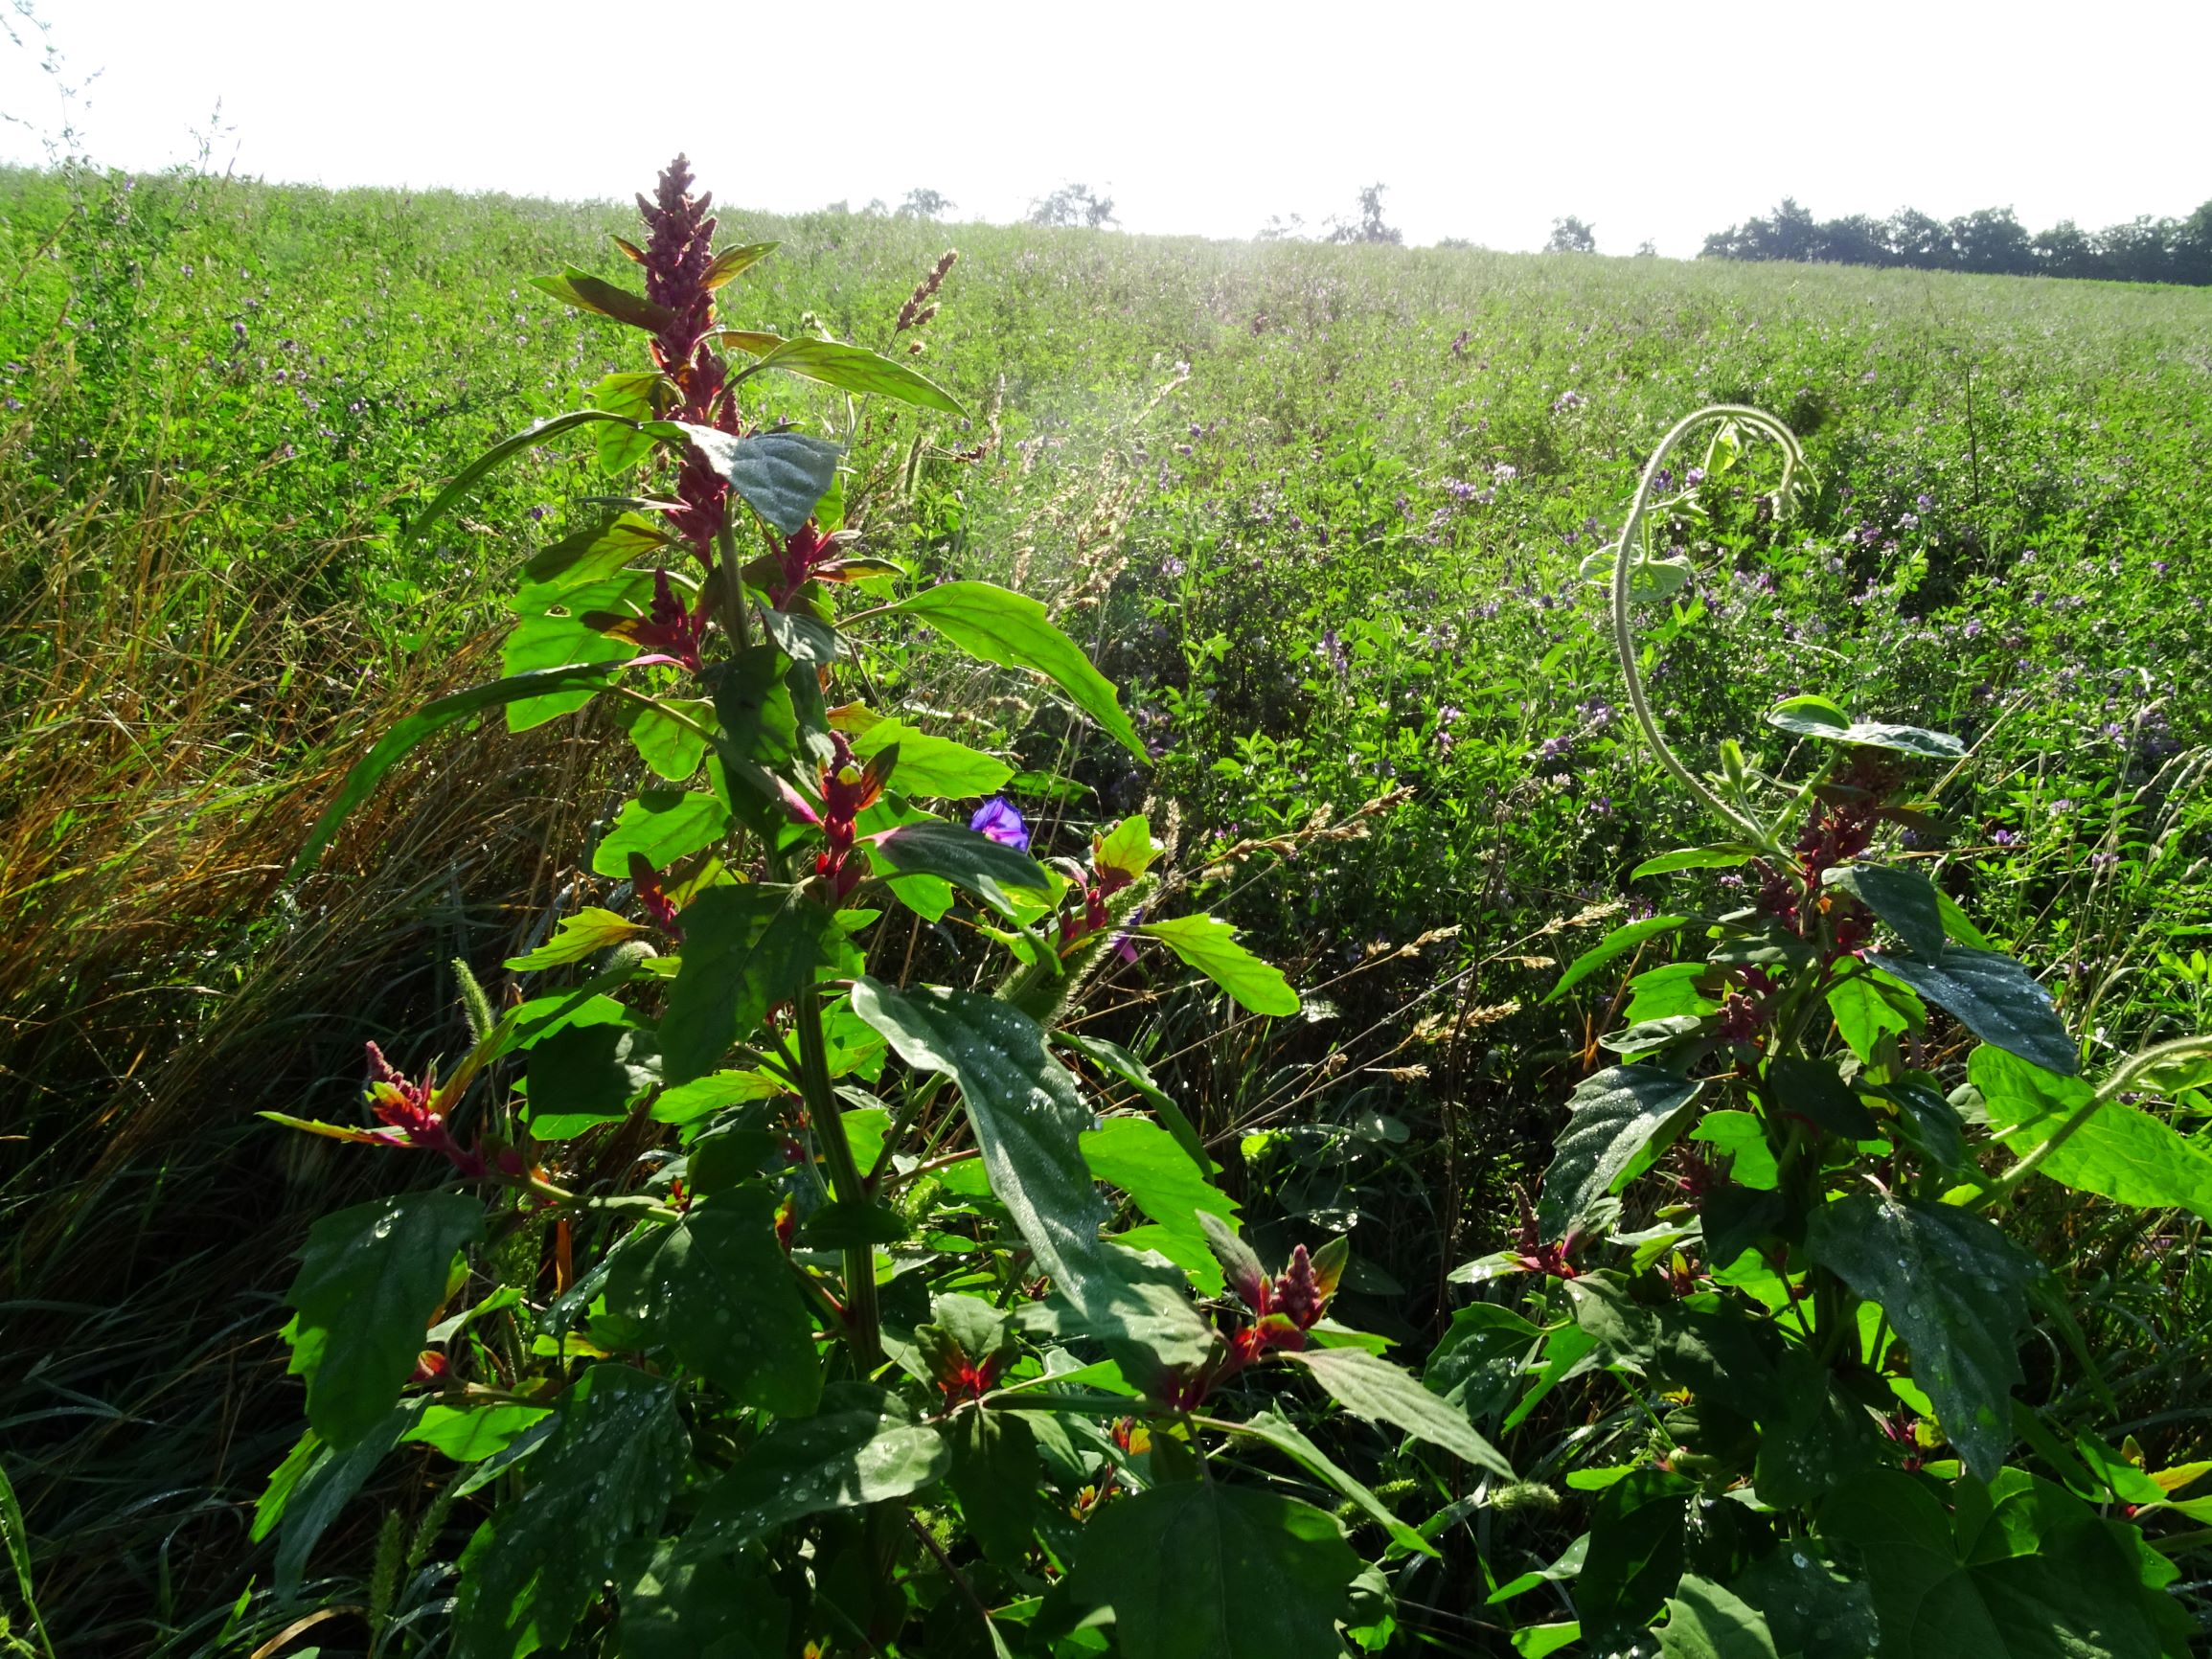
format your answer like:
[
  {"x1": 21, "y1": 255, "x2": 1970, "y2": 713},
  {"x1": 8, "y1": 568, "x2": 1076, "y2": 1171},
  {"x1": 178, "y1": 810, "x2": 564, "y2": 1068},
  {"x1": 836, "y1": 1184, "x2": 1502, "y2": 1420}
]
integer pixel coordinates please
[{"x1": 4, "y1": 0, "x2": 2205, "y2": 257}]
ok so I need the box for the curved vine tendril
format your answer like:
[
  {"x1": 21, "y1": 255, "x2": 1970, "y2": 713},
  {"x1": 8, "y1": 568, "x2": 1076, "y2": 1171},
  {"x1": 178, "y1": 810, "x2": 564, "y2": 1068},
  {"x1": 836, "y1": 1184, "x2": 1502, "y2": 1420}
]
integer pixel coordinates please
[{"x1": 1609, "y1": 403, "x2": 1808, "y2": 851}]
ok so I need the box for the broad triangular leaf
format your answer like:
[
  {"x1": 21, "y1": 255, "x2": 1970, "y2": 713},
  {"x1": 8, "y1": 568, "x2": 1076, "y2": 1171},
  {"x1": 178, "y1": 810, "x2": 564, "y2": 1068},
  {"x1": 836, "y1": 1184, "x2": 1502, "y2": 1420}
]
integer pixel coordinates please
[
  {"x1": 284, "y1": 1193, "x2": 482, "y2": 1448},
  {"x1": 1970, "y1": 1046, "x2": 2212, "y2": 1221},
  {"x1": 1766, "y1": 697, "x2": 1965, "y2": 759},
  {"x1": 1868, "y1": 946, "x2": 2076, "y2": 1076},
  {"x1": 885, "y1": 580, "x2": 1145, "y2": 759},
  {"x1": 1283, "y1": 1346, "x2": 1513, "y2": 1477},
  {"x1": 1804, "y1": 1196, "x2": 2040, "y2": 1481},
  {"x1": 1657, "y1": 1576, "x2": 1781, "y2": 1659},
  {"x1": 673, "y1": 424, "x2": 842, "y2": 535},
  {"x1": 683, "y1": 1384, "x2": 947, "y2": 1554},
  {"x1": 1056, "y1": 1483, "x2": 1362, "y2": 1659},
  {"x1": 587, "y1": 789, "x2": 730, "y2": 879},
  {"x1": 849, "y1": 716, "x2": 1014, "y2": 798},
  {"x1": 1136, "y1": 914, "x2": 1299, "y2": 1016},
  {"x1": 870, "y1": 820, "x2": 1056, "y2": 918},
  {"x1": 602, "y1": 1184, "x2": 822, "y2": 1414},
  {"x1": 1824, "y1": 862, "x2": 1946, "y2": 957},
  {"x1": 1538, "y1": 1066, "x2": 1702, "y2": 1238},
  {"x1": 659, "y1": 885, "x2": 857, "y2": 1083}
]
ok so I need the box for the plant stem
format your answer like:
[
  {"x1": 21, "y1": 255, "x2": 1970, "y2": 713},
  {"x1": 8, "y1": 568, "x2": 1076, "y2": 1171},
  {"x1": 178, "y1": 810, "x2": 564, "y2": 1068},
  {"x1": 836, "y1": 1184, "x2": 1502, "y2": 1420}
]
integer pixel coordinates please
[
  {"x1": 796, "y1": 987, "x2": 882, "y2": 1368},
  {"x1": 714, "y1": 519, "x2": 754, "y2": 652}
]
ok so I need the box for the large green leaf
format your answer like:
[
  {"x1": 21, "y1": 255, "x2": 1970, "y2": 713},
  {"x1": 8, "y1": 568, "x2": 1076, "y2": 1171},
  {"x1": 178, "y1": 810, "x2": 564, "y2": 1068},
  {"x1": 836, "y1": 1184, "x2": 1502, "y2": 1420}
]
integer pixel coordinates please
[
  {"x1": 683, "y1": 1384, "x2": 947, "y2": 1554},
  {"x1": 849, "y1": 716, "x2": 1013, "y2": 797},
  {"x1": 746, "y1": 335, "x2": 966, "y2": 415},
  {"x1": 1818, "y1": 1468, "x2": 2186, "y2": 1659},
  {"x1": 1213, "y1": 1409, "x2": 1438, "y2": 1557},
  {"x1": 1969, "y1": 1046, "x2": 2212, "y2": 1220},
  {"x1": 870, "y1": 820, "x2": 1056, "y2": 917},
  {"x1": 283, "y1": 1193, "x2": 482, "y2": 1448},
  {"x1": 1763, "y1": 1056, "x2": 1878, "y2": 1139},
  {"x1": 1657, "y1": 1576, "x2": 1781, "y2": 1659},
  {"x1": 454, "y1": 1366, "x2": 684, "y2": 1659},
  {"x1": 702, "y1": 240, "x2": 779, "y2": 289},
  {"x1": 528, "y1": 266, "x2": 675, "y2": 333},
  {"x1": 850, "y1": 980, "x2": 1211, "y2": 1374},
  {"x1": 1135, "y1": 914, "x2": 1299, "y2": 1016},
  {"x1": 588, "y1": 789, "x2": 730, "y2": 879},
  {"x1": 1284, "y1": 1347, "x2": 1513, "y2": 1477},
  {"x1": 1056, "y1": 1030, "x2": 1209, "y2": 1175},
  {"x1": 1082, "y1": 1115, "x2": 1238, "y2": 1286},
  {"x1": 1804, "y1": 1196, "x2": 2041, "y2": 1481},
  {"x1": 659, "y1": 885, "x2": 856, "y2": 1084},
  {"x1": 618, "y1": 1542, "x2": 786, "y2": 1659},
  {"x1": 613, "y1": 694, "x2": 716, "y2": 783},
  {"x1": 1537, "y1": 1065, "x2": 1702, "y2": 1238},
  {"x1": 884, "y1": 580, "x2": 1145, "y2": 759},
  {"x1": 523, "y1": 1021, "x2": 660, "y2": 1139},
  {"x1": 269, "y1": 1402, "x2": 425, "y2": 1598},
  {"x1": 500, "y1": 603, "x2": 638, "y2": 731},
  {"x1": 673, "y1": 424, "x2": 842, "y2": 535},
  {"x1": 291, "y1": 662, "x2": 627, "y2": 874},
  {"x1": 1826, "y1": 971, "x2": 1920, "y2": 1063},
  {"x1": 1823, "y1": 862, "x2": 1946, "y2": 956},
  {"x1": 601, "y1": 1184, "x2": 821, "y2": 1415},
  {"x1": 1868, "y1": 945, "x2": 2076, "y2": 1076},
  {"x1": 515, "y1": 511, "x2": 671, "y2": 605},
  {"x1": 946, "y1": 1406, "x2": 1042, "y2": 1566},
  {"x1": 1728, "y1": 1548, "x2": 1879, "y2": 1659},
  {"x1": 1543, "y1": 915, "x2": 1693, "y2": 1005},
  {"x1": 1055, "y1": 1482, "x2": 1362, "y2": 1659},
  {"x1": 1579, "y1": 1469, "x2": 1694, "y2": 1637},
  {"x1": 1766, "y1": 696, "x2": 1966, "y2": 759}
]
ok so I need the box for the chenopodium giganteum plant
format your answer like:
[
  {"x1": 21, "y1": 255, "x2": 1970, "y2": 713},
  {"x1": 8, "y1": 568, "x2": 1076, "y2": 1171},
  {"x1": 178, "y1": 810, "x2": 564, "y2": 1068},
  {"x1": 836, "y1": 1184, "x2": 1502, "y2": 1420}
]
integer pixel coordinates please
[
  {"x1": 261, "y1": 158, "x2": 1505, "y2": 1659},
  {"x1": 1453, "y1": 406, "x2": 2212, "y2": 1655}
]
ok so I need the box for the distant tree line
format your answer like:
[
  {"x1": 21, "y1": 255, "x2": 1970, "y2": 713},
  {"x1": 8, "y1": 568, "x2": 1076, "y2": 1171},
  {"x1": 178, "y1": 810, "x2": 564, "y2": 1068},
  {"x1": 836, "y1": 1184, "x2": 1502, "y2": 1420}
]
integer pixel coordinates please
[{"x1": 1700, "y1": 196, "x2": 2212, "y2": 285}]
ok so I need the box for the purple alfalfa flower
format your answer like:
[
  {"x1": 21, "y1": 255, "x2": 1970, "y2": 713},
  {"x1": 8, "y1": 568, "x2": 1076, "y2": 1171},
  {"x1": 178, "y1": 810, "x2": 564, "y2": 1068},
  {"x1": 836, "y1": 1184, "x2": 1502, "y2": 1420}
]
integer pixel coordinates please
[
  {"x1": 1318, "y1": 627, "x2": 1349, "y2": 676},
  {"x1": 970, "y1": 797, "x2": 1030, "y2": 852},
  {"x1": 1988, "y1": 828, "x2": 2022, "y2": 849}
]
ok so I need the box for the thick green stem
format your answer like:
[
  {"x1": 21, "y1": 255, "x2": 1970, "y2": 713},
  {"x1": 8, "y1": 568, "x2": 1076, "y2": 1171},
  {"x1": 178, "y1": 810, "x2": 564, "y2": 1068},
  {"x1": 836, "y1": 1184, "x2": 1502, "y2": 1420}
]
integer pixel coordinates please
[
  {"x1": 796, "y1": 988, "x2": 882, "y2": 1369},
  {"x1": 714, "y1": 519, "x2": 754, "y2": 653}
]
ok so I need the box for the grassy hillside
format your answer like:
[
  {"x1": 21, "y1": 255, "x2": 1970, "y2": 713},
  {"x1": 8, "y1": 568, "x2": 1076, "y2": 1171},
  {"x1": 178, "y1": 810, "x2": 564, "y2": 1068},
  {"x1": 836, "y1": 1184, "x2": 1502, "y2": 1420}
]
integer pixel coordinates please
[{"x1": 5, "y1": 161, "x2": 2211, "y2": 1650}]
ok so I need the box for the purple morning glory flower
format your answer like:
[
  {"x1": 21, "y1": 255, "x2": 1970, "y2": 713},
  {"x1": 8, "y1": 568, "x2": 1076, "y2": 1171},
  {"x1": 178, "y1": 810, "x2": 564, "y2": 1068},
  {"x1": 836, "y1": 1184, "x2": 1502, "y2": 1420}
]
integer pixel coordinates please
[{"x1": 970, "y1": 797, "x2": 1029, "y2": 852}]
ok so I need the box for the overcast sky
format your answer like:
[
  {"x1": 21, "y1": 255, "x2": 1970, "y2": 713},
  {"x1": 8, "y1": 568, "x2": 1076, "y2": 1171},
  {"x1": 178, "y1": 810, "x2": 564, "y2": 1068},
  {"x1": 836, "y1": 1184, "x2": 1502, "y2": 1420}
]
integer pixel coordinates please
[{"x1": 4, "y1": 1, "x2": 2204, "y2": 256}]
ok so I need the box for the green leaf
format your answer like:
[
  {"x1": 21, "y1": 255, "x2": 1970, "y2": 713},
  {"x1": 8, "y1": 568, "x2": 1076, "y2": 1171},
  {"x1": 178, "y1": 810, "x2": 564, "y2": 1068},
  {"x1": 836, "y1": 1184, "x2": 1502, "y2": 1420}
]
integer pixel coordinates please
[
  {"x1": 589, "y1": 790, "x2": 730, "y2": 879},
  {"x1": 1657, "y1": 1576, "x2": 1782, "y2": 1659},
  {"x1": 283, "y1": 1193, "x2": 481, "y2": 1448},
  {"x1": 1055, "y1": 1483, "x2": 1362, "y2": 1659},
  {"x1": 1690, "y1": 1109, "x2": 1778, "y2": 1190},
  {"x1": 1578, "y1": 1468, "x2": 1693, "y2": 1638},
  {"x1": 271, "y1": 1402, "x2": 425, "y2": 1599},
  {"x1": 404, "y1": 1403, "x2": 553, "y2": 1463},
  {"x1": 504, "y1": 907, "x2": 646, "y2": 971},
  {"x1": 1094, "y1": 814, "x2": 1163, "y2": 882},
  {"x1": 1766, "y1": 697, "x2": 1966, "y2": 759},
  {"x1": 946, "y1": 1406, "x2": 1042, "y2": 1565},
  {"x1": 516, "y1": 512, "x2": 671, "y2": 603},
  {"x1": 1135, "y1": 914, "x2": 1299, "y2": 1016},
  {"x1": 500, "y1": 605, "x2": 637, "y2": 731},
  {"x1": 684, "y1": 1384, "x2": 947, "y2": 1553},
  {"x1": 702, "y1": 240, "x2": 778, "y2": 289},
  {"x1": 1826, "y1": 971, "x2": 1919, "y2": 1063},
  {"x1": 1763, "y1": 1056, "x2": 1879, "y2": 1139},
  {"x1": 528, "y1": 266, "x2": 675, "y2": 332},
  {"x1": 672, "y1": 424, "x2": 842, "y2": 535},
  {"x1": 1805, "y1": 1196, "x2": 2041, "y2": 1481},
  {"x1": 1874, "y1": 1078, "x2": 1971, "y2": 1173},
  {"x1": 871, "y1": 820, "x2": 1057, "y2": 918},
  {"x1": 406, "y1": 410, "x2": 653, "y2": 545},
  {"x1": 1631, "y1": 846, "x2": 1757, "y2": 879},
  {"x1": 1729, "y1": 1547, "x2": 1879, "y2": 1659},
  {"x1": 1819, "y1": 1467, "x2": 2185, "y2": 1659},
  {"x1": 614, "y1": 694, "x2": 716, "y2": 783},
  {"x1": 1868, "y1": 946, "x2": 2075, "y2": 1076},
  {"x1": 454, "y1": 1366, "x2": 684, "y2": 1659},
  {"x1": 746, "y1": 335, "x2": 966, "y2": 415},
  {"x1": 1543, "y1": 916, "x2": 1692, "y2": 1005},
  {"x1": 618, "y1": 1542, "x2": 787, "y2": 1659},
  {"x1": 290, "y1": 662, "x2": 628, "y2": 874},
  {"x1": 712, "y1": 644, "x2": 805, "y2": 782},
  {"x1": 1970, "y1": 1046, "x2": 2212, "y2": 1221},
  {"x1": 1824, "y1": 863, "x2": 1947, "y2": 956},
  {"x1": 1055, "y1": 1030, "x2": 1208, "y2": 1174},
  {"x1": 1538, "y1": 1065, "x2": 1702, "y2": 1238},
  {"x1": 850, "y1": 980, "x2": 1212, "y2": 1373},
  {"x1": 524, "y1": 1021, "x2": 660, "y2": 1138},
  {"x1": 659, "y1": 886, "x2": 857, "y2": 1084},
  {"x1": 849, "y1": 716, "x2": 1013, "y2": 798},
  {"x1": 1213, "y1": 1409, "x2": 1438, "y2": 1557},
  {"x1": 884, "y1": 580, "x2": 1145, "y2": 760},
  {"x1": 602, "y1": 1184, "x2": 822, "y2": 1414},
  {"x1": 1082, "y1": 1116, "x2": 1238, "y2": 1293},
  {"x1": 1283, "y1": 1347, "x2": 1513, "y2": 1477}
]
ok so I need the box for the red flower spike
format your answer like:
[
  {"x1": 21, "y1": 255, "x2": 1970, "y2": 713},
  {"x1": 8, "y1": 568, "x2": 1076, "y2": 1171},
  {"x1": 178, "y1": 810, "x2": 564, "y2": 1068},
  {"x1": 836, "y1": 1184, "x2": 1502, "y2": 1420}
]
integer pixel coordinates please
[
  {"x1": 1272, "y1": 1245, "x2": 1329, "y2": 1330},
  {"x1": 810, "y1": 733, "x2": 888, "y2": 900},
  {"x1": 628, "y1": 852, "x2": 686, "y2": 943},
  {"x1": 407, "y1": 1351, "x2": 448, "y2": 1386},
  {"x1": 362, "y1": 1042, "x2": 489, "y2": 1177}
]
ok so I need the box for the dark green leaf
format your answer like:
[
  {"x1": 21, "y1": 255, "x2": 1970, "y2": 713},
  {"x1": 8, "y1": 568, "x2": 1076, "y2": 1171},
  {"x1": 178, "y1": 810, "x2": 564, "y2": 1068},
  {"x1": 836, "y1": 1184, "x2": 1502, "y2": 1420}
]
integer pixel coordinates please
[
  {"x1": 1805, "y1": 1196, "x2": 2041, "y2": 1481},
  {"x1": 1764, "y1": 1056, "x2": 1879, "y2": 1139},
  {"x1": 1135, "y1": 914, "x2": 1299, "y2": 1016},
  {"x1": 272, "y1": 1401, "x2": 423, "y2": 1599},
  {"x1": 800, "y1": 1200, "x2": 912, "y2": 1248},
  {"x1": 1873, "y1": 1077, "x2": 1970, "y2": 1173},
  {"x1": 523, "y1": 1021, "x2": 659, "y2": 1139},
  {"x1": 747, "y1": 335, "x2": 966, "y2": 415},
  {"x1": 1824, "y1": 863, "x2": 1946, "y2": 956},
  {"x1": 1538, "y1": 1065, "x2": 1702, "y2": 1238},
  {"x1": 618, "y1": 1541, "x2": 787, "y2": 1659},
  {"x1": 454, "y1": 1366, "x2": 684, "y2": 1659},
  {"x1": 1869, "y1": 945, "x2": 2076, "y2": 1076},
  {"x1": 1055, "y1": 1483, "x2": 1361, "y2": 1659},
  {"x1": 660, "y1": 885, "x2": 856, "y2": 1084},
  {"x1": 1543, "y1": 916, "x2": 1692, "y2": 1006},
  {"x1": 406, "y1": 410, "x2": 652, "y2": 545},
  {"x1": 871, "y1": 821, "x2": 1056, "y2": 918},
  {"x1": 529, "y1": 266, "x2": 675, "y2": 332},
  {"x1": 284, "y1": 1193, "x2": 481, "y2": 1448},
  {"x1": 684, "y1": 1384, "x2": 947, "y2": 1553},
  {"x1": 589, "y1": 789, "x2": 730, "y2": 879},
  {"x1": 1284, "y1": 1347, "x2": 1513, "y2": 1477},
  {"x1": 1578, "y1": 1469, "x2": 1692, "y2": 1638},
  {"x1": 602, "y1": 1185, "x2": 821, "y2": 1415},
  {"x1": 884, "y1": 580, "x2": 1145, "y2": 760},
  {"x1": 673, "y1": 424, "x2": 843, "y2": 535},
  {"x1": 850, "y1": 980, "x2": 1211, "y2": 1373},
  {"x1": 1970, "y1": 1046, "x2": 2212, "y2": 1221},
  {"x1": 1729, "y1": 1548, "x2": 1879, "y2": 1659},
  {"x1": 946, "y1": 1407, "x2": 1041, "y2": 1565},
  {"x1": 1657, "y1": 1575, "x2": 1781, "y2": 1659},
  {"x1": 711, "y1": 645, "x2": 804, "y2": 779},
  {"x1": 290, "y1": 663, "x2": 627, "y2": 875}
]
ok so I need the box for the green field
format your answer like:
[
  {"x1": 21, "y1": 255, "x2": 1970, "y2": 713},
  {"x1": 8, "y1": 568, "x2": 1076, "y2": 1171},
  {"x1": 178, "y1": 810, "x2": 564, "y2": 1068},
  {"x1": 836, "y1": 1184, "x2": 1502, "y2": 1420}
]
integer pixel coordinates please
[{"x1": 6, "y1": 161, "x2": 2212, "y2": 1653}]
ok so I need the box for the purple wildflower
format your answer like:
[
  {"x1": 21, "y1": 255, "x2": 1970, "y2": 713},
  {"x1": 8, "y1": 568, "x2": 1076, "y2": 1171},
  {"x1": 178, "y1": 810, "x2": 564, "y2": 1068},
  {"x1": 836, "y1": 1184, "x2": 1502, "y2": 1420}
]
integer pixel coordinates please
[{"x1": 970, "y1": 797, "x2": 1030, "y2": 852}]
